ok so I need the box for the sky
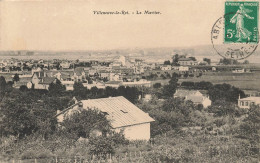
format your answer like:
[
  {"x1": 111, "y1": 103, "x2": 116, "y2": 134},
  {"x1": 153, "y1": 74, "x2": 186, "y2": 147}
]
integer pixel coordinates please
[{"x1": 0, "y1": 0, "x2": 234, "y2": 51}]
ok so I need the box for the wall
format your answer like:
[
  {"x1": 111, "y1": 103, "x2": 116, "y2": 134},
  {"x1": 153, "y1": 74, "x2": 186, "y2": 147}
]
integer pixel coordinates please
[{"x1": 115, "y1": 123, "x2": 151, "y2": 141}]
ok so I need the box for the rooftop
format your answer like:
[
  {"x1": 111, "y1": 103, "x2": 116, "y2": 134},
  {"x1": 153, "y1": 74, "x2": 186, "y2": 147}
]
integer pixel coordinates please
[
  {"x1": 57, "y1": 96, "x2": 155, "y2": 128},
  {"x1": 174, "y1": 89, "x2": 202, "y2": 97},
  {"x1": 239, "y1": 97, "x2": 260, "y2": 102}
]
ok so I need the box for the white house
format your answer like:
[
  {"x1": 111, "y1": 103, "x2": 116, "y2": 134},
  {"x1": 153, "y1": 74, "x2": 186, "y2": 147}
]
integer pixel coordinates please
[
  {"x1": 161, "y1": 65, "x2": 172, "y2": 71},
  {"x1": 174, "y1": 89, "x2": 211, "y2": 108},
  {"x1": 178, "y1": 66, "x2": 189, "y2": 72},
  {"x1": 238, "y1": 96, "x2": 260, "y2": 109},
  {"x1": 56, "y1": 96, "x2": 155, "y2": 140}
]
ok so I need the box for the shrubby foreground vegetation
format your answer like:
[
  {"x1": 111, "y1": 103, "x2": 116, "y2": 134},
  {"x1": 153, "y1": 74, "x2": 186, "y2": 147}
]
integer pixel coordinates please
[{"x1": 0, "y1": 75, "x2": 259, "y2": 162}]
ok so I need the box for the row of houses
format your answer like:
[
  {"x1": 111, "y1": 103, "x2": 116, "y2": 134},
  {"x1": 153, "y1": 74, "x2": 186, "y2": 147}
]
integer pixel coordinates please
[{"x1": 14, "y1": 67, "x2": 152, "y2": 91}]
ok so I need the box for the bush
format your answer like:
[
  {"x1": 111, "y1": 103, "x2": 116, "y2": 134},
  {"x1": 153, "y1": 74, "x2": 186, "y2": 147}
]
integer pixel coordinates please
[
  {"x1": 88, "y1": 136, "x2": 115, "y2": 156},
  {"x1": 153, "y1": 83, "x2": 162, "y2": 89}
]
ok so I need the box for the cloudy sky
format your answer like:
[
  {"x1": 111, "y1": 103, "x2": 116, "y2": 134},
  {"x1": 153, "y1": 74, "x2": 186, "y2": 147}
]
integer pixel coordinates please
[{"x1": 0, "y1": 0, "x2": 232, "y2": 51}]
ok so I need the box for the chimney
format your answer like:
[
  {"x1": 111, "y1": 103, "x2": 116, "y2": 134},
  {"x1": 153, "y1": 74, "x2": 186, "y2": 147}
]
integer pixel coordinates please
[
  {"x1": 57, "y1": 110, "x2": 61, "y2": 115},
  {"x1": 78, "y1": 102, "x2": 83, "y2": 111}
]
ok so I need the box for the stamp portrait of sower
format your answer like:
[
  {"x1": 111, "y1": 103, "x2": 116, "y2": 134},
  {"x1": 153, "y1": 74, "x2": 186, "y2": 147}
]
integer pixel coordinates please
[
  {"x1": 230, "y1": 4, "x2": 254, "y2": 42},
  {"x1": 224, "y1": 1, "x2": 258, "y2": 44}
]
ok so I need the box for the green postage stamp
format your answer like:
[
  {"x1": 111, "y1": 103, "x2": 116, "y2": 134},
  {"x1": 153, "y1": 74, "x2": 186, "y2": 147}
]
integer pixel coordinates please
[{"x1": 224, "y1": 1, "x2": 259, "y2": 44}]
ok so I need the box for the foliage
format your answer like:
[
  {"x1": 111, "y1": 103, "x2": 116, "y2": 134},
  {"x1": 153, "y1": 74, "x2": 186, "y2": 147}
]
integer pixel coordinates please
[
  {"x1": 48, "y1": 79, "x2": 66, "y2": 95},
  {"x1": 163, "y1": 60, "x2": 171, "y2": 65},
  {"x1": 0, "y1": 90, "x2": 40, "y2": 137},
  {"x1": 88, "y1": 136, "x2": 115, "y2": 156},
  {"x1": 203, "y1": 58, "x2": 211, "y2": 65},
  {"x1": 0, "y1": 76, "x2": 7, "y2": 101},
  {"x1": 88, "y1": 132, "x2": 129, "y2": 156},
  {"x1": 171, "y1": 54, "x2": 180, "y2": 66},
  {"x1": 219, "y1": 58, "x2": 239, "y2": 65},
  {"x1": 188, "y1": 57, "x2": 196, "y2": 61},
  {"x1": 162, "y1": 73, "x2": 178, "y2": 98},
  {"x1": 0, "y1": 76, "x2": 7, "y2": 91},
  {"x1": 239, "y1": 105, "x2": 260, "y2": 152},
  {"x1": 243, "y1": 60, "x2": 249, "y2": 64},
  {"x1": 181, "y1": 81, "x2": 213, "y2": 90},
  {"x1": 19, "y1": 85, "x2": 28, "y2": 92},
  {"x1": 153, "y1": 83, "x2": 161, "y2": 89},
  {"x1": 208, "y1": 83, "x2": 245, "y2": 103},
  {"x1": 73, "y1": 82, "x2": 87, "y2": 99},
  {"x1": 13, "y1": 74, "x2": 20, "y2": 82},
  {"x1": 61, "y1": 109, "x2": 111, "y2": 138}
]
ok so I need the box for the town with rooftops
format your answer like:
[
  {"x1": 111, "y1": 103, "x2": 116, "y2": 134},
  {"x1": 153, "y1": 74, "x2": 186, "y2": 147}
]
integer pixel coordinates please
[{"x1": 0, "y1": 48, "x2": 260, "y2": 162}]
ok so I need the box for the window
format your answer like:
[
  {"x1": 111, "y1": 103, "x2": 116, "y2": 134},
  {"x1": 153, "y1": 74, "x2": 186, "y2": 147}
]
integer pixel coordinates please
[
  {"x1": 241, "y1": 101, "x2": 244, "y2": 106},
  {"x1": 102, "y1": 111, "x2": 109, "y2": 115},
  {"x1": 120, "y1": 109, "x2": 128, "y2": 113},
  {"x1": 245, "y1": 102, "x2": 248, "y2": 106}
]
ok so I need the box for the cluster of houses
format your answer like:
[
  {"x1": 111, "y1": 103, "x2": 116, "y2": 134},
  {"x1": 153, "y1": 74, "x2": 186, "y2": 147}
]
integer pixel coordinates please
[
  {"x1": 6, "y1": 55, "x2": 214, "y2": 91},
  {"x1": 10, "y1": 56, "x2": 155, "y2": 90}
]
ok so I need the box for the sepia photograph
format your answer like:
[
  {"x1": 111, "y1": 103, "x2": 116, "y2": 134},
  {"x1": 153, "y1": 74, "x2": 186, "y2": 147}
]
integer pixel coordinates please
[{"x1": 0, "y1": 0, "x2": 259, "y2": 162}]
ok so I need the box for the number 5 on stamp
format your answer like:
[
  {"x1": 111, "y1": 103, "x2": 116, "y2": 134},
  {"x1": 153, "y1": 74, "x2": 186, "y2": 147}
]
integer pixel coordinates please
[{"x1": 224, "y1": 1, "x2": 259, "y2": 44}]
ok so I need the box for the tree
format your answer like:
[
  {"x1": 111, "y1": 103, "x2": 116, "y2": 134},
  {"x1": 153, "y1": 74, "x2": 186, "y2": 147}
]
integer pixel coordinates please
[
  {"x1": 13, "y1": 73, "x2": 20, "y2": 82},
  {"x1": 105, "y1": 87, "x2": 118, "y2": 97},
  {"x1": 203, "y1": 58, "x2": 211, "y2": 65},
  {"x1": 0, "y1": 76, "x2": 7, "y2": 101},
  {"x1": 181, "y1": 81, "x2": 195, "y2": 89},
  {"x1": 124, "y1": 86, "x2": 139, "y2": 103},
  {"x1": 88, "y1": 132, "x2": 129, "y2": 156},
  {"x1": 164, "y1": 60, "x2": 171, "y2": 65},
  {"x1": 162, "y1": 73, "x2": 179, "y2": 98},
  {"x1": 0, "y1": 76, "x2": 6, "y2": 92},
  {"x1": 153, "y1": 83, "x2": 162, "y2": 89},
  {"x1": 208, "y1": 83, "x2": 245, "y2": 103},
  {"x1": 73, "y1": 82, "x2": 87, "y2": 99},
  {"x1": 88, "y1": 136, "x2": 115, "y2": 156},
  {"x1": 172, "y1": 54, "x2": 180, "y2": 66},
  {"x1": 194, "y1": 81, "x2": 213, "y2": 90},
  {"x1": 0, "y1": 91, "x2": 41, "y2": 138},
  {"x1": 188, "y1": 57, "x2": 196, "y2": 61},
  {"x1": 243, "y1": 60, "x2": 249, "y2": 64},
  {"x1": 19, "y1": 85, "x2": 28, "y2": 92},
  {"x1": 48, "y1": 79, "x2": 65, "y2": 95},
  {"x1": 162, "y1": 97, "x2": 194, "y2": 117},
  {"x1": 61, "y1": 109, "x2": 111, "y2": 138},
  {"x1": 219, "y1": 58, "x2": 239, "y2": 65},
  {"x1": 208, "y1": 99, "x2": 237, "y2": 117},
  {"x1": 90, "y1": 86, "x2": 99, "y2": 98}
]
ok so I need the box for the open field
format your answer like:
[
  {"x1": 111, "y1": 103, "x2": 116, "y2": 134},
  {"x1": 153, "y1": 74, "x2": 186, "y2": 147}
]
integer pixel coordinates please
[
  {"x1": 180, "y1": 71, "x2": 260, "y2": 91},
  {"x1": 150, "y1": 70, "x2": 260, "y2": 91}
]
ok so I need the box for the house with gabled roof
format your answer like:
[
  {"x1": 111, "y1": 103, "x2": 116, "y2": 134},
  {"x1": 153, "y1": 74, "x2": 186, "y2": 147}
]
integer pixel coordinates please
[
  {"x1": 174, "y1": 89, "x2": 211, "y2": 108},
  {"x1": 74, "y1": 67, "x2": 86, "y2": 82},
  {"x1": 55, "y1": 96, "x2": 155, "y2": 140},
  {"x1": 30, "y1": 71, "x2": 57, "y2": 90}
]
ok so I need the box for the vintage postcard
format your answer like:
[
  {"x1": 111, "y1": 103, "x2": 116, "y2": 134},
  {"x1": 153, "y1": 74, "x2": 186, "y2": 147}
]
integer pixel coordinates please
[{"x1": 0, "y1": 0, "x2": 259, "y2": 162}]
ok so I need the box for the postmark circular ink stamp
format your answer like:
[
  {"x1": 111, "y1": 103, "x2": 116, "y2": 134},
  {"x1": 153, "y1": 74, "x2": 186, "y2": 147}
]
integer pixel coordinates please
[{"x1": 211, "y1": 1, "x2": 259, "y2": 60}]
